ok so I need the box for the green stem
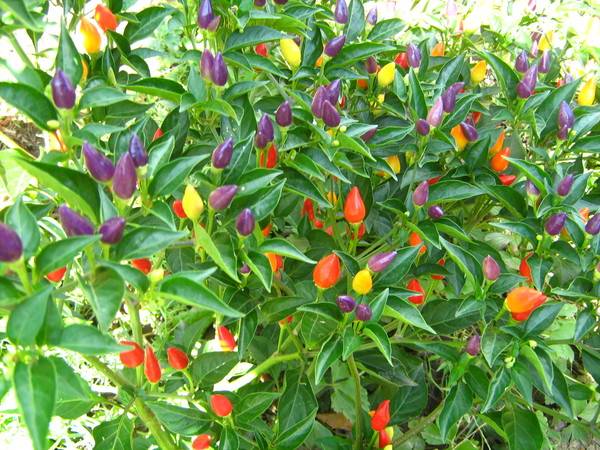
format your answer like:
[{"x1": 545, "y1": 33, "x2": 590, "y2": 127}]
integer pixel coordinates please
[
  {"x1": 347, "y1": 355, "x2": 363, "y2": 450},
  {"x1": 13, "y1": 259, "x2": 32, "y2": 294},
  {"x1": 125, "y1": 296, "x2": 144, "y2": 386},
  {"x1": 393, "y1": 402, "x2": 443, "y2": 446},
  {"x1": 227, "y1": 352, "x2": 301, "y2": 391}
]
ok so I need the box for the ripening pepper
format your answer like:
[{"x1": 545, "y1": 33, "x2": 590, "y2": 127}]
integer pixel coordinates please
[
  {"x1": 218, "y1": 326, "x2": 237, "y2": 352},
  {"x1": 198, "y1": 0, "x2": 214, "y2": 29},
  {"x1": 322, "y1": 100, "x2": 341, "y2": 127},
  {"x1": 395, "y1": 52, "x2": 409, "y2": 70},
  {"x1": 557, "y1": 101, "x2": 574, "y2": 140},
  {"x1": 431, "y1": 258, "x2": 445, "y2": 280},
  {"x1": 113, "y1": 153, "x2": 137, "y2": 199},
  {"x1": 46, "y1": 267, "x2": 67, "y2": 283},
  {"x1": 426, "y1": 97, "x2": 444, "y2": 127},
  {"x1": 585, "y1": 214, "x2": 600, "y2": 235},
  {"x1": 538, "y1": 32, "x2": 552, "y2": 51},
  {"x1": 313, "y1": 253, "x2": 341, "y2": 289},
  {"x1": 334, "y1": 0, "x2": 348, "y2": 23},
  {"x1": 465, "y1": 334, "x2": 481, "y2": 356},
  {"x1": 259, "y1": 143, "x2": 278, "y2": 168},
  {"x1": 95, "y1": 4, "x2": 118, "y2": 32},
  {"x1": 483, "y1": 255, "x2": 500, "y2": 281},
  {"x1": 120, "y1": 341, "x2": 144, "y2": 368},
  {"x1": 371, "y1": 400, "x2": 391, "y2": 431},
  {"x1": 99, "y1": 217, "x2": 125, "y2": 245},
  {"x1": 0, "y1": 223, "x2": 23, "y2": 262},
  {"x1": 212, "y1": 138, "x2": 234, "y2": 169},
  {"x1": 505, "y1": 286, "x2": 547, "y2": 321},
  {"x1": 208, "y1": 185, "x2": 238, "y2": 210},
  {"x1": 385, "y1": 155, "x2": 401, "y2": 174},
  {"x1": 515, "y1": 50, "x2": 529, "y2": 73},
  {"x1": 352, "y1": 269, "x2": 372, "y2": 295},
  {"x1": 355, "y1": 303, "x2": 372, "y2": 321},
  {"x1": 211, "y1": 52, "x2": 228, "y2": 86},
  {"x1": 301, "y1": 198, "x2": 316, "y2": 221},
  {"x1": 327, "y1": 79, "x2": 341, "y2": 104},
  {"x1": 211, "y1": 394, "x2": 233, "y2": 417},
  {"x1": 517, "y1": 64, "x2": 538, "y2": 99},
  {"x1": 182, "y1": 185, "x2": 204, "y2": 220},
  {"x1": 428, "y1": 205, "x2": 444, "y2": 219},
  {"x1": 379, "y1": 427, "x2": 394, "y2": 448},
  {"x1": 80, "y1": 17, "x2": 101, "y2": 54},
  {"x1": 460, "y1": 121, "x2": 478, "y2": 141},
  {"x1": 365, "y1": 56, "x2": 378, "y2": 74},
  {"x1": 280, "y1": 38, "x2": 301, "y2": 68},
  {"x1": 431, "y1": 42, "x2": 444, "y2": 57},
  {"x1": 539, "y1": 50, "x2": 551, "y2": 73},
  {"x1": 407, "y1": 43, "x2": 421, "y2": 68},
  {"x1": 545, "y1": 212, "x2": 567, "y2": 235},
  {"x1": 366, "y1": 7, "x2": 377, "y2": 25},
  {"x1": 83, "y1": 142, "x2": 114, "y2": 182},
  {"x1": 489, "y1": 130, "x2": 505, "y2": 155},
  {"x1": 377, "y1": 62, "x2": 396, "y2": 88},
  {"x1": 578, "y1": 78, "x2": 596, "y2": 106},
  {"x1": 470, "y1": 60, "x2": 487, "y2": 83},
  {"x1": 192, "y1": 434, "x2": 212, "y2": 450},
  {"x1": 51, "y1": 69, "x2": 76, "y2": 109},
  {"x1": 58, "y1": 205, "x2": 95, "y2": 237},
  {"x1": 324, "y1": 35, "x2": 346, "y2": 58},
  {"x1": 441, "y1": 82, "x2": 464, "y2": 113},
  {"x1": 266, "y1": 252, "x2": 284, "y2": 273},
  {"x1": 276, "y1": 100, "x2": 293, "y2": 127},
  {"x1": 255, "y1": 43, "x2": 268, "y2": 57},
  {"x1": 144, "y1": 346, "x2": 161, "y2": 383},
  {"x1": 407, "y1": 278, "x2": 425, "y2": 304},
  {"x1": 361, "y1": 127, "x2": 377, "y2": 142},
  {"x1": 519, "y1": 255, "x2": 532, "y2": 283},
  {"x1": 132, "y1": 258, "x2": 152, "y2": 275},
  {"x1": 236, "y1": 208, "x2": 255, "y2": 236},
  {"x1": 257, "y1": 114, "x2": 274, "y2": 142},
  {"x1": 415, "y1": 119, "x2": 430, "y2": 136},
  {"x1": 172, "y1": 200, "x2": 186, "y2": 218},
  {"x1": 336, "y1": 295, "x2": 356, "y2": 313},
  {"x1": 200, "y1": 50, "x2": 214, "y2": 79},
  {"x1": 499, "y1": 174, "x2": 516, "y2": 186},
  {"x1": 408, "y1": 231, "x2": 426, "y2": 255},
  {"x1": 129, "y1": 134, "x2": 148, "y2": 168},
  {"x1": 557, "y1": 174, "x2": 574, "y2": 196},
  {"x1": 167, "y1": 347, "x2": 189, "y2": 370},
  {"x1": 412, "y1": 181, "x2": 429, "y2": 206},
  {"x1": 344, "y1": 186, "x2": 366, "y2": 224},
  {"x1": 490, "y1": 147, "x2": 510, "y2": 172},
  {"x1": 311, "y1": 86, "x2": 327, "y2": 118},
  {"x1": 451, "y1": 125, "x2": 468, "y2": 150}
]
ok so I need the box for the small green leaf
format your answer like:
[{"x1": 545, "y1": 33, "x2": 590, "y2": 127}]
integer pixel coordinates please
[
  {"x1": 363, "y1": 322, "x2": 392, "y2": 365},
  {"x1": 259, "y1": 238, "x2": 315, "y2": 264},
  {"x1": 0, "y1": 82, "x2": 57, "y2": 130},
  {"x1": 36, "y1": 235, "x2": 100, "y2": 277},
  {"x1": 438, "y1": 382, "x2": 473, "y2": 440},
  {"x1": 7, "y1": 287, "x2": 51, "y2": 346},
  {"x1": 80, "y1": 267, "x2": 125, "y2": 331},
  {"x1": 314, "y1": 336, "x2": 343, "y2": 384},
  {"x1": 56, "y1": 20, "x2": 82, "y2": 86},
  {"x1": 384, "y1": 296, "x2": 436, "y2": 334},
  {"x1": 193, "y1": 224, "x2": 240, "y2": 282},
  {"x1": 112, "y1": 227, "x2": 185, "y2": 260},
  {"x1": 58, "y1": 324, "x2": 124, "y2": 355},
  {"x1": 191, "y1": 352, "x2": 239, "y2": 387}
]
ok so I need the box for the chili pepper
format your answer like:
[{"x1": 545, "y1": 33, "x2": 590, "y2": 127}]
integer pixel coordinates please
[
  {"x1": 313, "y1": 253, "x2": 341, "y2": 289},
  {"x1": 578, "y1": 78, "x2": 596, "y2": 106},
  {"x1": 208, "y1": 185, "x2": 238, "y2": 210},
  {"x1": 262, "y1": 223, "x2": 272, "y2": 237},
  {"x1": 182, "y1": 185, "x2": 204, "y2": 220},
  {"x1": 465, "y1": 334, "x2": 481, "y2": 356},
  {"x1": 301, "y1": 198, "x2": 316, "y2": 221},
  {"x1": 407, "y1": 43, "x2": 421, "y2": 68},
  {"x1": 51, "y1": 69, "x2": 76, "y2": 109},
  {"x1": 336, "y1": 295, "x2": 356, "y2": 313},
  {"x1": 218, "y1": 326, "x2": 237, "y2": 352},
  {"x1": 322, "y1": 100, "x2": 340, "y2": 127},
  {"x1": 412, "y1": 181, "x2": 429, "y2": 206},
  {"x1": 515, "y1": 50, "x2": 529, "y2": 73},
  {"x1": 368, "y1": 251, "x2": 397, "y2": 273},
  {"x1": 171, "y1": 200, "x2": 186, "y2": 219},
  {"x1": 259, "y1": 143, "x2": 278, "y2": 168},
  {"x1": 428, "y1": 176, "x2": 441, "y2": 185},
  {"x1": 557, "y1": 101, "x2": 574, "y2": 140},
  {"x1": 95, "y1": 4, "x2": 118, "y2": 32},
  {"x1": 431, "y1": 258, "x2": 445, "y2": 280},
  {"x1": 212, "y1": 138, "x2": 234, "y2": 169},
  {"x1": 472, "y1": 111, "x2": 482, "y2": 124},
  {"x1": 132, "y1": 258, "x2": 152, "y2": 275},
  {"x1": 80, "y1": 17, "x2": 101, "y2": 54},
  {"x1": 120, "y1": 341, "x2": 144, "y2": 368},
  {"x1": 211, "y1": 52, "x2": 228, "y2": 86},
  {"x1": 407, "y1": 278, "x2": 425, "y2": 304},
  {"x1": 384, "y1": 155, "x2": 401, "y2": 175},
  {"x1": 357, "y1": 79, "x2": 369, "y2": 90},
  {"x1": 197, "y1": 0, "x2": 214, "y2": 28},
  {"x1": 490, "y1": 147, "x2": 510, "y2": 172},
  {"x1": 113, "y1": 152, "x2": 137, "y2": 199},
  {"x1": 460, "y1": 121, "x2": 478, "y2": 141},
  {"x1": 355, "y1": 304, "x2": 372, "y2": 321},
  {"x1": 129, "y1": 134, "x2": 148, "y2": 167},
  {"x1": 313, "y1": 219, "x2": 324, "y2": 229},
  {"x1": 0, "y1": 223, "x2": 23, "y2": 262},
  {"x1": 489, "y1": 130, "x2": 505, "y2": 155},
  {"x1": 83, "y1": 142, "x2": 114, "y2": 182},
  {"x1": 152, "y1": 128, "x2": 164, "y2": 141},
  {"x1": 451, "y1": 125, "x2": 468, "y2": 150},
  {"x1": 192, "y1": 434, "x2": 212, "y2": 450},
  {"x1": 428, "y1": 205, "x2": 444, "y2": 219},
  {"x1": 538, "y1": 32, "x2": 552, "y2": 51},
  {"x1": 505, "y1": 286, "x2": 547, "y2": 321},
  {"x1": 326, "y1": 79, "x2": 341, "y2": 104},
  {"x1": 280, "y1": 38, "x2": 301, "y2": 68},
  {"x1": 519, "y1": 254, "x2": 532, "y2": 282},
  {"x1": 415, "y1": 119, "x2": 430, "y2": 135},
  {"x1": 257, "y1": 114, "x2": 274, "y2": 142},
  {"x1": 255, "y1": 130, "x2": 269, "y2": 149},
  {"x1": 344, "y1": 186, "x2": 366, "y2": 224},
  {"x1": 585, "y1": 214, "x2": 600, "y2": 235},
  {"x1": 408, "y1": 232, "x2": 426, "y2": 255},
  {"x1": 361, "y1": 127, "x2": 377, "y2": 142},
  {"x1": 236, "y1": 208, "x2": 255, "y2": 236},
  {"x1": 365, "y1": 56, "x2": 378, "y2": 74},
  {"x1": 517, "y1": 64, "x2": 538, "y2": 99},
  {"x1": 557, "y1": 174, "x2": 574, "y2": 196},
  {"x1": 167, "y1": 347, "x2": 189, "y2": 370},
  {"x1": 395, "y1": 52, "x2": 409, "y2": 70},
  {"x1": 545, "y1": 212, "x2": 567, "y2": 235},
  {"x1": 334, "y1": 0, "x2": 348, "y2": 23},
  {"x1": 377, "y1": 62, "x2": 396, "y2": 88},
  {"x1": 426, "y1": 97, "x2": 444, "y2": 127},
  {"x1": 470, "y1": 60, "x2": 487, "y2": 83},
  {"x1": 58, "y1": 205, "x2": 95, "y2": 237},
  {"x1": 211, "y1": 394, "x2": 233, "y2": 417},
  {"x1": 371, "y1": 400, "x2": 390, "y2": 431},
  {"x1": 276, "y1": 100, "x2": 292, "y2": 127},
  {"x1": 274, "y1": 0, "x2": 288, "y2": 4},
  {"x1": 352, "y1": 269, "x2": 372, "y2": 295},
  {"x1": 266, "y1": 252, "x2": 284, "y2": 273},
  {"x1": 366, "y1": 7, "x2": 377, "y2": 25},
  {"x1": 144, "y1": 346, "x2": 161, "y2": 383},
  {"x1": 315, "y1": 55, "x2": 324, "y2": 68},
  {"x1": 99, "y1": 217, "x2": 125, "y2": 245},
  {"x1": 482, "y1": 255, "x2": 500, "y2": 281},
  {"x1": 431, "y1": 42, "x2": 444, "y2": 57},
  {"x1": 46, "y1": 266, "x2": 67, "y2": 282},
  {"x1": 539, "y1": 50, "x2": 551, "y2": 73},
  {"x1": 240, "y1": 263, "x2": 251, "y2": 275},
  {"x1": 201, "y1": 50, "x2": 214, "y2": 79},
  {"x1": 339, "y1": 95, "x2": 346, "y2": 108},
  {"x1": 378, "y1": 427, "x2": 394, "y2": 448},
  {"x1": 441, "y1": 82, "x2": 464, "y2": 113},
  {"x1": 311, "y1": 86, "x2": 328, "y2": 118},
  {"x1": 255, "y1": 43, "x2": 268, "y2": 57},
  {"x1": 498, "y1": 174, "x2": 516, "y2": 186}
]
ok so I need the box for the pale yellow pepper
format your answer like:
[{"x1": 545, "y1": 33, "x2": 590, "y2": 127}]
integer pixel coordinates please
[{"x1": 182, "y1": 185, "x2": 204, "y2": 220}]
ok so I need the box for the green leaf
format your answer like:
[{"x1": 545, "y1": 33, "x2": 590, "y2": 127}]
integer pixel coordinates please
[
  {"x1": 225, "y1": 26, "x2": 288, "y2": 51},
  {"x1": 330, "y1": 42, "x2": 395, "y2": 67},
  {"x1": 13, "y1": 358, "x2": 56, "y2": 450},
  {"x1": 375, "y1": 246, "x2": 420, "y2": 287},
  {"x1": 242, "y1": 250, "x2": 272, "y2": 292},
  {"x1": 80, "y1": 267, "x2": 124, "y2": 331},
  {"x1": 159, "y1": 277, "x2": 244, "y2": 318},
  {"x1": 0, "y1": 0, "x2": 43, "y2": 30},
  {"x1": 100, "y1": 261, "x2": 150, "y2": 292},
  {"x1": 36, "y1": 235, "x2": 100, "y2": 276},
  {"x1": 435, "y1": 55, "x2": 465, "y2": 92},
  {"x1": 438, "y1": 382, "x2": 473, "y2": 440},
  {"x1": 409, "y1": 69, "x2": 427, "y2": 119},
  {"x1": 502, "y1": 406, "x2": 543, "y2": 450},
  {"x1": 147, "y1": 135, "x2": 175, "y2": 179},
  {"x1": 124, "y1": 6, "x2": 172, "y2": 42},
  {"x1": 384, "y1": 296, "x2": 436, "y2": 334},
  {"x1": 537, "y1": 80, "x2": 580, "y2": 138},
  {"x1": 6, "y1": 196, "x2": 40, "y2": 258},
  {"x1": 56, "y1": 21, "x2": 82, "y2": 85},
  {"x1": 79, "y1": 86, "x2": 130, "y2": 108},
  {"x1": 277, "y1": 369, "x2": 317, "y2": 449},
  {"x1": 263, "y1": 296, "x2": 311, "y2": 323},
  {"x1": 481, "y1": 329, "x2": 511, "y2": 367},
  {"x1": 148, "y1": 155, "x2": 207, "y2": 197},
  {"x1": 58, "y1": 324, "x2": 124, "y2": 355},
  {"x1": 523, "y1": 303, "x2": 563, "y2": 337},
  {"x1": 504, "y1": 157, "x2": 549, "y2": 194},
  {"x1": 298, "y1": 303, "x2": 342, "y2": 322},
  {"x1": 389, "y1": 363, "x2": 428, "y2": 424},
  {"x1": 314, "y1": 336, "x2": 343, "y2": 384},
  {"x1": 336, "y1": 133, "x2": 375, "y2": 161},
  {"x1": 51, "y1": 356, "x2": 96, "y2": 419},
  {"x1": 440, "y1": 237, "x2": 482, "y2": 291},
  {"x1": 368, "y1": 288, "x2": 389, "y2": 322},
  {"x1": 519, "y1": 345, "x2": 552, "y2": 392},
  {"x1": 126, "y1": 78, "x2": 185, "y2": 102},
  {"x1": 7, "y1": 287, "x2": 50, "y2": 346},
  {"x1": 191, "y1": 352, "x2": 239, "y2": 387},
  {"x1": 282, "y1": 168, "x2": 330, "y2": 209},
  {"x1": 429, "y1": 180, "x2": 482, "y2": 203},
  {"x1": 574, "y1": 308, "x2": 595, "y2": 341},
  {"x1": 235, "y1": 392, "x2": 280, "y2": 424},
  {"x1": 342, "y1": 327, "x2": 362, "y2": 360},
  {"x1": 479, "y1": 51, "x2": 519, "y2": 100},
  {"x1": 0, "y1": 83, "x2": 57, "y2": 130},
  {"x1": 148, "y1": 402, "x2": 209, "y2": 436},
  {"x1": 112, "y1": 227, "x2": 185, "y2": 260},
  {"x1": 363, "y1": 322, "x2": 392, "y2": 365},
  {"x1": 193, "y1": 224, "x2": 240, "y2": 282},
  {"x1": 344, "y1": 0, "x2": 365, "y2": 42},
  {"x1": 92, "y1": 415, "x2": 133, "y2": 450},
  {"x1": 259, "y1": 238, "x2": 315, "y2": 264},
  {"x1": 481, "y1": 368, "x2": 511, "y2": 412},
  {"x1": 368, "y1": 18, "x2": 405, "y2": 41}
]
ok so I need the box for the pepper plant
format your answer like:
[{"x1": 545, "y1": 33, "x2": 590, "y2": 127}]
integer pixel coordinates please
[{"x1": 0, "y1": 0, "x2": 599, "y2": 449}]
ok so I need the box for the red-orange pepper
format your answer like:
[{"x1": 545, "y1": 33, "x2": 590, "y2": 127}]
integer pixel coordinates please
[
  {"x1": 313, "y1": 253, "x2": 341, "y2": 289},
  {"x1": 94, "y1": 4, "x2": 118, "y2": 32},
  {"x1": 371, "y1": 399, "x2": 391, "y2": 431},
  {"x1": 344, "y1": 186, "x2": 366, "y2": 224},
  {"x1": 120, "y1": 341, "x2": 144, "y2": 368},
  {"x1": 167, "y1": 347, "x2": 189, "y2": 370},
  {"x1": 407, "y1": 279, "x2": 425, "y2": 304},
  {"x1": 218, "y1": 326, "x2": 237, "y2": 352},
  {"x1": 144, "y1": 346, "x2": 161, "y2": 383},
  {"x1": 211, "y1": 394, "x2": 233, "y2": 417},
  {"x1": 46, "y1": 266, "x2": 67, "y2": 282}
]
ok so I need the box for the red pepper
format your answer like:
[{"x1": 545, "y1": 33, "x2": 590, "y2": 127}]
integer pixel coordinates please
[
  {"x1": 344, "y1": 186, "x2": 366, "y2": 224},
  {"x1": 262, "y1": 222, "x2": 272, "y2": 237},
  {"x1": 378, "y1": 427, "x2": 393, "y2": 448},
  {"x1": 218, "y1": 326, "x2": 237, "y2": 352},
  {"x1": 471, "y1": 111, "x2": 482, "y2": 124},
  {"x1": 313, "y1": 218, "x2": 324, "y2": 229},
  {"x1": 94, "y1": 4, "x2": 118, "y2": 32},
  {"x1": 339, "y1": 95, "x2": 346, "y2": 108},
  {"x1": 371, "y1": 399, "x2": 391, "y2": 431},
  {"x1": 519, "y1": 254, "x2": 532, "y2": 283},
  {"x1": 259, "y1": 143, "x2": 278, "y2": 168},
  {"x1": 255, "y1": 43, "x2": 268, "y2": 57},
  {"x1": 395, "y1": 52, "x2": 409, "y2": 70},
  {"x1": 313, "y1": 253, "x2": 341, "y2": 289},
  {"x1": 46, "y1": 266, "x2": 67, "y2": 282},
  {"x1": 144, "y1": 346, "x2": 161, "y2": 383},
  {"x1": 132, "y1": 258, "x2": 152, "y2": 275},
  {"x1": 408, "y1": 231, "x2": 426, "y2": 255},
  {"x1": 490, "y1": 147, "x2": 511, "y2": 172},
  {"x1": 407, "y1": 279, "x2": 425, "y2": 304},
  {"x1": 357, "y1": 79, "x2": 369, "y2": 90},
  {"x1": 192, "y1": 434, "x2": 212, "y2": 450},
  {"x1": 152, "y1": 127, "x2": 164, "y2": 141},
  {"x1": 427, "y1": 176, "x2": 441, "y2": 185},
  {"x1": 431, "y1": 258, "x2": 445, "y2": 280},
  {"x1": 172, "y1": 199, "x2": 187, "y2": 218},
  {"x1": 167, "y1": 347, "x2": 189, "y2": 370},
  {"x1": 210, "y1": 394, "x2": 233, "y2": 417},
  {"x1": 498, "y1": 174, "x2": 516, "y2": 186},
  {"x1": 325, "y1": 225, "x2": 334, "y2": 236},
  {"x1": 301, "y1": 198, "x2": 316, "y2": 221},
  {"x1": 346, "y1": 222, "x2": 366, "y2": 239},
  {"x1": 266, "y1": 253, "x2": 284, "y2": 273},
  {"x1": 119, "y1": 341, "x2": 144, "y2": 368}
]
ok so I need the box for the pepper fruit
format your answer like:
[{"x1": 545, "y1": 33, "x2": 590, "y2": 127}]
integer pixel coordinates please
[
  {"x1": 489, "y1": 130, "x2": 505, "y2": 155},
  {"x1": 538, "y1": 32, "x2": 552, "y2": 51},
  {"x1": 337, "y1": 295, "x2": 356, "y2": 313},
  {"x1": 465, "y1": 334, "x2": 481, "y2": 356},
  {"x1": 578, "y1": 78, "x2": 596, "y2": 106},
  {"x1": 407, "y1": 43, "x2": 421, "y2": 68},
  {"x1": 324, "y1": 35, "x2": 346, "y2": 58},
  {"x1": 408, "y1": 232, "x2": 426, "y2": 255},
  {"x1": 95, "y1": 4, "x2": 118, "y2": 31},
  {"x1": 519, "y1": 255, "x2": 532, "y2": 283},
  {"x1": 259, "y1": 143, "x2": 278, "y2": 168},
  {"x1": 211, "y1": 52, "x2": 228, "y2": 86},
  {"x1": 357, "y1": 79, "x2": 369, "y2": 90},
  {"x1": 378, "y1": 427, "x2": 394, "y2": 448},
  {"x1": 505, "y1": 286, "x2": 547, "y2": 321},
  {"x1": 46, "y1": 266, "x2": 67, "y2": 283},
  {"x1": 426, "y1": 97, "x2": 444, "y2": 127},
  {"x1": 344, "y1": 186, "x2": 366, "y2": 224},
  {"x1": 51, "y1": 70, "x2": 76, "y2": 109},
  {"x1": 498, "y1": 174, "x2": 516, "y2": 186},
  {"x1": 470, "y1": 60, "x2": 487, "y2": 83},
  {"x1": 201, "y1": 50, "x2": 214, "y2": 79},
  {"x1": 210, "y1": 394, "x2": 233, "y2": 417},
  {"x1": 152, "y1": 128, "x2": 164, "y2": 141},
  {"x1": 167, "y1": 347, "x2": 189, "y2": 370},
  {"x1": 490, "y1": 147, "x2": 510, "y2": 172},
  {"x1": 79, "y1": 17, "x2": 101, "y2": 54},
  {"x1": 198, "y1": 0, "x2": 215, "y2": 29},
  {"x1": 352, "y1": 269, "x2": 373, "y2": 295},
  {"x1": 58, "y1": 205, "x2": 95, "y2": 237},
  {"x1": 255, "y1": 43, "x2": 268, "y2": 57},
  {"x1": 280, "y1": 38, "x2": 301, "y2": 68},
  {"x1": 585, "y1": 214, "x2": 600, "y2": 235},
  {"x1": 172, "y1": 199, "x2": 187, "y2": 218},
  {"x1": 355, "y1": 304, "x2": 372, "y2": 321},
  {"x1": 334, "y1": 0, "x2": 349, "y2": 24},
  {"x1": 99, "y1": 217, "x2": 125, "y2": 245},
  {"x1": 132, "y1": 258, "x2": 152, "y2": 275},
  {"x1": 545, "y1": 212, "x2": 567, "y2": 235},
  {"x1": 144, "y1": 346, "x2": 161, "y2": 383},
  {"x1": 313, "y1": 253, "x2": 341, "y2": 289},
  {"x1": 120, "y1": 341, "x2": 144, "y2": 368},
  {"x1": 0, "y1": 223, "x2": 23, "y2": 262},
  {"x1": 451, "y1": 125, "x2": 468, "y2": 150},
  {"x1": 208, "y1": 185, "x2": 238, "y2": 210},
  {"x1": 366, "y1": 6, "x2": 377, "y2": 25},
  {"x1": 236, "y1": 208, "x2": 255, "y2": 236},
  {"x1": 218, "y1": 326, "x2": 237, "y2": 352},
  {"x1": 395, "y1": 52, "x2": 409, "y2": 70},
  {"x1": 182, "y1": 185, "x2": 204, "y2": 220},
  {"x1": 301, "y1": 199, "x2": 316, "y2": 221},
  {"x1": 113, "y1": 152, "x2": 137, "y2": 199},
  {"x1": 192, "y1": 434, "x2": 212, "y2": 450},
  {"x1": 428, "y1": 205, "x2": 444, "y2": 219},
  {"x1": 483, "y1": 255, "x2": 500, "y2": 281},
  {"x1": 83, "y1": 142, "x2": 115, "y2": 182},
  {"x1": 431, "y1": 258, "x2": 445, "y2": 280},
  {"x1": 371, "y1": 400, "x2": 391, "y2": 431},
  {"x1": 431, "y1": 42, "x2": 444, "y2": 57},
  {"x1": 407, "y1": 278, "x2": 425, "y2": 304},
  {"x1": 266, "y1": 253, "x2": 284, "y2": 273},
  {"x1": 377, "y1": 62, "x2": 396, "y2": 88},
  {"x1": 384, "y1": 155, "x2": 401, "y2": 175}
]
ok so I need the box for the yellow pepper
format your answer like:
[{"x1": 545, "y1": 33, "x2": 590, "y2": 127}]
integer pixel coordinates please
[
  {"x1": 538, "y1": 32, "x2": 553, "y2": 51},
  {"x1": 431, "y1": 42, "x2": 444, "y2": 57},
  {"x1": 80, "y1": 17, "x2": 101, "y2": 54},
  {"x1": 326, "y1": 191, "x2": 338, "y2": 204},
  {"x1": 280, "y1": 39, "x2": 301, "y2": 69},
  {"x1": 471, "y1": 60, "x2": 487, "y2": 84},
  {"x1": 81, "y1": 58, "x2": 89, "y2": 82},
  {"x1": 377, "y1": 62, "x2": 396, "y2": 88},
  {"x1": 450, "y1": 125, "x2": 468, "y2": 151},
  {"x1": 386, "y1": 155, "x2": 401, "y2": 174},
  {"x1": 578, "y1": 77, "x2": 596, "y2": 106},
  {"x1": 182, "y1": 185, "x2": 204, "y2": 220},
  {"x1": 352, "y1": 269, "x2": 373, "y2": 295}
]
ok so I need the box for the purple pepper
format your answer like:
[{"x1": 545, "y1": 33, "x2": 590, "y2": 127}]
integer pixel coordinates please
[
  {"x1": 276, "y1": 100, "x2": 293, "y2": 127},
  {"x1": 128, "y1": 134, "x2": 147, "y2": 168},
  {"x1": 416, "y1": 119, "x2": 430, "y2": 136},
  {"x1": 254, "y1": 0, "x2": 266, "y2": 6},
  {"x1": 482, "y1": 255, "x2": 500, "y2": 281},
  {"x1": 557, "y1": 101, "x2": 574, "y2": 130},
  {"x1": 428, "y1": 205, "x2": 444, "y2": 219},
  {"x1": 324, "y1": 35, "x2": 346, "y2": 58},
  {"x1": 557, "y1": 125, "x2": 569, "y2": 140},
  {"x1": 539, "y1": 50, "x2": 551, "y2": 74},
  {"x1": 465, "y1": 334, "x2": 481, "y2": 356},
  {"x1": 51, "y1": 69, "x2": 76, "y2": 109},
  {"x1": 58, "y1": 205, "x2": 95, "y2": 237},
  {"x1": 337, "y1": 295, "x2": 356, "y2": 313},
  {"x1": 311, "y1": 86, "x2": 328, "y2": 118},
  {"x1": 209, "y1": 185, "x2": 238, "y2": 210},
  {"x1": 407, "y1": 43, "x2": 421, "y2": 68},
  {"x1": 322, "y1": 100, "x2": 340, "y2": 127},
  {"x1": 211, "y1": 52, "x2": 228, "y2": 86},
  {"x1": 413, "y1": 180, "x2": 429, "y2": 206},
  {"x1": 426, "y1": 97, "x2": 444, "y2": 127},
  {"x1": 99, "y1": 216, "x2": 125, "y2": 244},
  {"x1": 367, "y1": 251, "x2": 397, "y2": 272},
  {"x1": 255, "y1": 131, "x2": 269, "y2": 149},
  {"x1": 201, "y1": 50, "x2": 214, "y2": 79},
  {"x1": 257, "y1": 114, "x2": 274, "y2": 142},
  {"x1": 531, "y1": 31, "x2": 542, "y2": 43},
  {"x1": 529, "y1": 40, "x2": 539, "y2": 58},
  {"x1": 274, "y1": 0, "x2": 288, "y2": 4},
  {"x1": 366, "y1": 7, "x2": 377, "y2": 25},
  {"x1": 197, "y1": 0, "x2": 214, "y2": 29},
  {"x1": 334, "y1": 0, "x2": 348, "y2": 24},
  {"x1": 236, "y1": 208, "x2": 255, "y2": 236},
  {"x1": 212, "y1": 138, "x2": 234, "y2": 169},
  {"x1": 207, "y1": 15, "x2": 220, "y2": 32},
  {"x1": 0, "y1": 224, "x2": 23, "y2": 262},
  {"x1": 240, "y1": 263, "x2": 251, "y2": 274},
  {"x1": 460, "y1": 121, "x2": 478, "y2": 141},
  {"x1": 355, "y1": 304, "x2": 372, "y2": 321},
  {"x1": 83, "y1": 142, "x2": 115, "y2": 182},
  {"x1": 556, "y1": 174, "x2": 574, "y2": 196},
  {"x1": 365, "y1": 56, "x2": 378, "y2": 74},
  {"x1": 525, "y1": 180, "x2": 540, "y2": 197},
  {"x1": 585, "y1": 214, "x2": 600, "y2": 235},
  {"x1": 327, "y1": 79, "x2": 341, "y2": 105},
  {"x1": 545, "y1": 212, "x2": 567, "y2": 235},
  {"x1": 361, "y1": 127, "x2": 377, "y2": 142},
  {"x1": 441, "y1": 82, "x2": 464, "y2": 113},
  {"x1": 113, "y1": 152, "x2": 137, "y2": 199},
  {"x1": 517, "y1": 64, "x2": 538, "y2": 99},
  {"x1": 515, "y1": 50, "x2": 529, "y2": 73}
]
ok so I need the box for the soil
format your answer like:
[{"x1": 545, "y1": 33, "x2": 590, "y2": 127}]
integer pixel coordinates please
[{"x1": 0, "y1": 116, "x2": 42, "y2": 157}]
